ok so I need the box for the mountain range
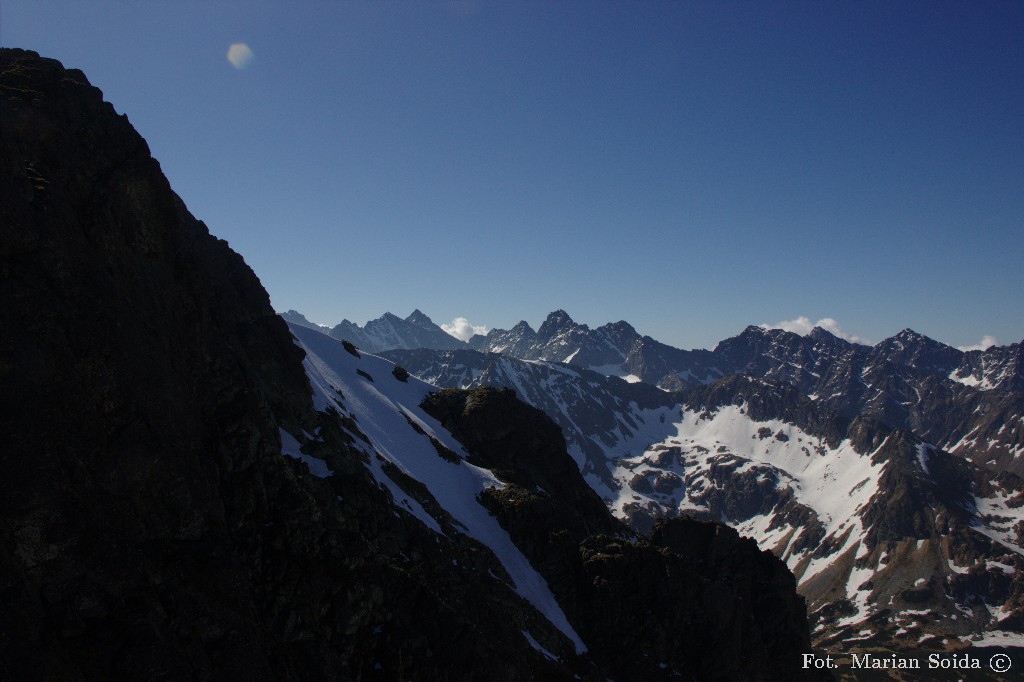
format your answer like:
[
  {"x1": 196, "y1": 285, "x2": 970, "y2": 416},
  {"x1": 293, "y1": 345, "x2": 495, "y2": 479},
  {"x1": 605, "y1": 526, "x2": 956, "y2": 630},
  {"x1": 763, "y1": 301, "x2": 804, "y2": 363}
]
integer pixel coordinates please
[
  {"x1": 300, "y1": 307, "x2": 1023, "y2": 475},
  {"x1": 293, "y1": 308, "x2": 1024, "y2": 655}
]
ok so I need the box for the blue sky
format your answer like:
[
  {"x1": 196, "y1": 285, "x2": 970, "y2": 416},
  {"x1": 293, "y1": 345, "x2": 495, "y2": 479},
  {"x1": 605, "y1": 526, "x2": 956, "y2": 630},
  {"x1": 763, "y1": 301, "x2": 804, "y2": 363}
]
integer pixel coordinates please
[{"x1": 5, "y1": 1, "x2": 1022, "y2": 350}]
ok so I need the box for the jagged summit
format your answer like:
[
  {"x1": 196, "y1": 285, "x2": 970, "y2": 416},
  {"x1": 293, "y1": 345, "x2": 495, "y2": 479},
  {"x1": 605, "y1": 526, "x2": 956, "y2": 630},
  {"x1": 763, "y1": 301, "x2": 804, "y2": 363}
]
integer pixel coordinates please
[
  {"x1": 807, "y1": 325, "x2": 844, "y2": 344},
  {"x1": 537, "y1": 309, "x2": 579, "y2": 339},
  {"x1": 405, "y1": 308, "x2": 436, "y2": 328},
  {"x1": 875, "y1": 327, "x2": 962, "y2": 375},
  {"x1": 279, "y1": 309, "x2": 326, "y2": 331}
]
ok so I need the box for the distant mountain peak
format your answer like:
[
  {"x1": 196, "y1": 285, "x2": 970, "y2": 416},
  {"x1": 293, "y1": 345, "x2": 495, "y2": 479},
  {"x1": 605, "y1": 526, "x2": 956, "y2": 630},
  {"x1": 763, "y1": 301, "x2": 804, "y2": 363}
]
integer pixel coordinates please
[
  {"x1": 538, "y1": 309, "x2": 578, "y2": 339},
  {"x1": 545, "y1": 309, "x2": 575, "y2": 325},
  {"x1": 807, "y1": 325, "x2": 849, "y2": 346},
  {"x1": 604, "y1": 320, "x2": 637, "y2": 334},
  {"x1": 405, "y1": 309, "x2": 436, "y2": 328},
  {"x1": 279, "y1": 309, "x2": 327, "y2": 331},
  {"x1": 742, "y1": 325, "x2": 792, "y2": 341}
]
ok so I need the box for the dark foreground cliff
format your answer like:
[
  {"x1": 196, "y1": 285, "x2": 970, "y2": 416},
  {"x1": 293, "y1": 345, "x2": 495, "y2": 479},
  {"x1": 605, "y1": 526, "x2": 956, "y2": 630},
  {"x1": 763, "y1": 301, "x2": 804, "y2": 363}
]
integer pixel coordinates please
[{"x1": 0, "y1": 48, "x2": 818, "y2": 681}]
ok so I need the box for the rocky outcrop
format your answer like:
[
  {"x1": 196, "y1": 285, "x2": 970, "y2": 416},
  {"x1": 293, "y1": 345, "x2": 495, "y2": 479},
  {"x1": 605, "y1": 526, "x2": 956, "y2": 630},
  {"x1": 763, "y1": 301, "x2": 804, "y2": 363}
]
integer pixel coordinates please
[
  {"x1": 385, "y1": 348, "x2": 679, "y2": 486},
  {"x1": 422, "y1": 386, "x2": 820, "y2": 681}
]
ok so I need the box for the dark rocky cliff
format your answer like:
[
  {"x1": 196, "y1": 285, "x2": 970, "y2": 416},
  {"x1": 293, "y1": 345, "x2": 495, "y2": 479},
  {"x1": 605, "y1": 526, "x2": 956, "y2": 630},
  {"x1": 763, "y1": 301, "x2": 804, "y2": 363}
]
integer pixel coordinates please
[
  {"x1": 0, "y1": 47, "x2": 568, "y2": 681},
  {"x1": 0, "y1": 49, "x2": 819, "y2": 681}
]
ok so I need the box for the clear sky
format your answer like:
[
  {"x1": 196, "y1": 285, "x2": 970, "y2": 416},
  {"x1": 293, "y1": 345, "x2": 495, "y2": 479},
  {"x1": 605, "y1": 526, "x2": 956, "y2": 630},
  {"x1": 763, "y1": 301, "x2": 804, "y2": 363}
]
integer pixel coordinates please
[{"x1": 5, "y1": 1, "x2": 1022, "y2": 350}]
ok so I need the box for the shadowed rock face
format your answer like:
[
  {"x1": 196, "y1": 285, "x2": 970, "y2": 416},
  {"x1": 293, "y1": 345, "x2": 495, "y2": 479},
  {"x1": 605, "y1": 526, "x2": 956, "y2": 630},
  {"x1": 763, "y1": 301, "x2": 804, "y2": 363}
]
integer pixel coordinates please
[
  {"x1": 0, "y1": 48, "x2": 821, "y2": 681},
  {"x1": 0, "y1": 47, "x2": 312, "y2": 678},
  {"x1": 0, "y1": 48, "x2": 574, "y2": 681}
]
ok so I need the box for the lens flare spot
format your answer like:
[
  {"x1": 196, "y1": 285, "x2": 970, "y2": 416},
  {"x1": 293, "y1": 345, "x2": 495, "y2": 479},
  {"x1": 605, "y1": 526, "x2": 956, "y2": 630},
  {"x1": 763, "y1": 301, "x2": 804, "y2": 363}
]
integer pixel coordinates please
[{"x1": 227, "y1": 43, "x2": 255, "y2": 70}]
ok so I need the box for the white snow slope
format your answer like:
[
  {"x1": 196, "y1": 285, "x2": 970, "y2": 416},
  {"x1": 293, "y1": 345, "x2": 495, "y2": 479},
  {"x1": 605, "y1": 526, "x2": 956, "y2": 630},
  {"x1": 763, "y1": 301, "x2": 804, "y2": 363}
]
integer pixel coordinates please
[
  {"x1": 285, "y1": 324, "x2": 586, "y2": 653},
  {"x1": 604, "y1": 401, "x2": 1024, "y2": 648}
]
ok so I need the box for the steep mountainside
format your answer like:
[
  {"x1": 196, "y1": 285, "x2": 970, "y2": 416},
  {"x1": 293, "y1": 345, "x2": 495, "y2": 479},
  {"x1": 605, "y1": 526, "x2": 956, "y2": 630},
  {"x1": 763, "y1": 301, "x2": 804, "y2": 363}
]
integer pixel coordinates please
[
  {"x1": 711, "y1": 326, "x2": 1024, "y2": 474},
  {"x1": 294, "y1": 325, "x2": 818, "y2": 680},
  {"x1": 0, "y1": 49, "x2": 819, "y2": 681},
  {"x1": 389, "y1": 345, "x2": 1024, "y2": 652},
  {"x1": 649, "y1": 377, "x2": 1024, "y2": 652},
  {"x1": 381, "y1": 347, "x2": 679, "y2": 487},
  {"x1": 0, "y1": 47, "x2": 570, "y2": 681}
]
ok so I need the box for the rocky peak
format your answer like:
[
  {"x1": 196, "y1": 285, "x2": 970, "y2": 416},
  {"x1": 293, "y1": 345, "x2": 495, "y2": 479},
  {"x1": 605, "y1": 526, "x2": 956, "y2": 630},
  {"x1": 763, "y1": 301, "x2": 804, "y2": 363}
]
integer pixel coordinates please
[
  {"x1": 733, "y1": 325, "x2": 798, "y2": 347},
  {"x1": 713, "y1": 325, "x2": 801, "y2": 371},
  {"x1": 279, "y1": 309, "x2": 324, "y2": 330},
  {"x1": 405, "y1": 308, "x2": 435, "y2": 329},
  {"x1": 598, "y1": 320, "x2": 640, "y2": 350},
  {"x1": 603, "y1": 320, "x2": 637, "y2": 335},
  {"x1": 537, "y1": 309, "x2": 577, "y2": 339},
  {"x1": 874, "y1": 328, "x2": 962, "y2": 374},
  {"x1": 807, "y1": 325, "x2": 849, "y2": 347}
]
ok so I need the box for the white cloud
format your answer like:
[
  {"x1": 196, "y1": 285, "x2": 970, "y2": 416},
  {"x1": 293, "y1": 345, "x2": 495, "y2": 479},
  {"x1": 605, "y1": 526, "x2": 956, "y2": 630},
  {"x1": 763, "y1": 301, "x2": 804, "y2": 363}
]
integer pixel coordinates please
[
  {"x1": 441, "y1": 317, "x2": 488, "y2": 342},
  {"x1": 957, "y1": 335, "x2": 999, "y2": 352},
  {"x1": 227, "y1": 43, "x2": 255, "y2": 70},
  {"x1": 761, "y1": 316, "x2": 869, "y2": 345}
]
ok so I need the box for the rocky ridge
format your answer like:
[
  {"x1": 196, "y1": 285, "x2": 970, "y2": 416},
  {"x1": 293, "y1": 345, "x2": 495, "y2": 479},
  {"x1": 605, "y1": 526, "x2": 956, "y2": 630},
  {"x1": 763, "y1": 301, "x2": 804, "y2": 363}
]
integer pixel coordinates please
[{"x1": 314, "y1": 307, "x2": 1023, "y2": 476}]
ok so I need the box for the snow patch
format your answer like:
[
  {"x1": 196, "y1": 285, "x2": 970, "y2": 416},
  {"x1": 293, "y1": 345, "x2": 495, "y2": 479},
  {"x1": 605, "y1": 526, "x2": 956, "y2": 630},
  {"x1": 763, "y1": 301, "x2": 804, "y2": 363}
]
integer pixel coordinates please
[
  {"x1": 521, "y1": 630, "x2": 558, "y2": 661},
  {"x1": 916, "y1": 443, "x2": 932, "y2": 475},
  {"x1": 971, "y1": 630, "x2": 1024, "y2": 647}
]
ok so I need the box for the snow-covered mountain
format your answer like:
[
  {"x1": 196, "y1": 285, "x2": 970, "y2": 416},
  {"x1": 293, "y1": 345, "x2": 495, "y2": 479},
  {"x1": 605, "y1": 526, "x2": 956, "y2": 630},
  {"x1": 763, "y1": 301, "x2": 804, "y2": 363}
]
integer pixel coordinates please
[
  {"x1": 385, "y1": 344, "x2": 1024, "y2": 652},
  {"x1": 285, "y1": 324, "x2": 818, "y2": 679},
  {"x1": 711, "y1": 325, "x2": 1024, "y2": 475},
  {"x1": 286, "y1": 308, "x2": 1024, "y2": 652},
  {"x1": 295, "y1": 304, "x2": 1023, "y2": 475},
  {"x1": 287, "y1": 325, "x2": 588, "y2": 656},
  {"x1": 473, "y1": 317, "x2": 1024, "y2": 474},
  {"x1": 308, "y1": 307, "x2": 1022, "y2": 470},
  {"x1": 628, "y1": 376, "x2": 1024, "y2": 652},
  {"x1": 952, "y1": 340, "x2": 1024, "y2": 393}
]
